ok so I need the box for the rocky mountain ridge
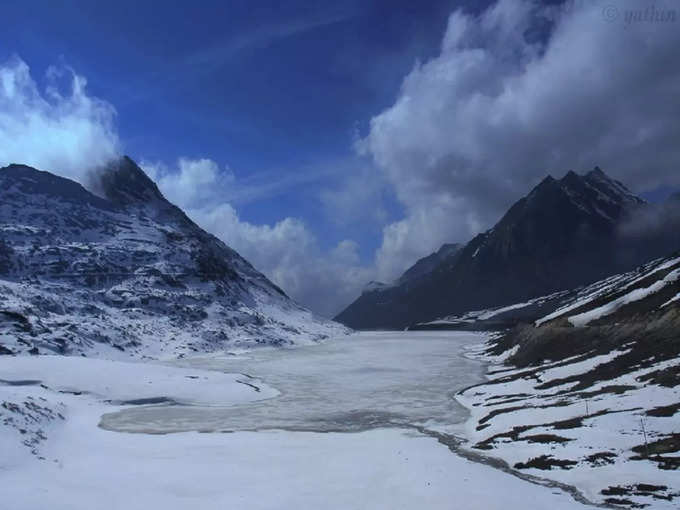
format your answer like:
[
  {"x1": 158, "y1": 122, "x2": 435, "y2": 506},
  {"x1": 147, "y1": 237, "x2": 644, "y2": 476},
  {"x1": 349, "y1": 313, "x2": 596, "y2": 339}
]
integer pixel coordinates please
[
  {"x1": 0, "y1": 157, "x2": 347, "y2": 358},
  {"x1": 336, "y1": 167, "x2": 678, "y2": 329}
]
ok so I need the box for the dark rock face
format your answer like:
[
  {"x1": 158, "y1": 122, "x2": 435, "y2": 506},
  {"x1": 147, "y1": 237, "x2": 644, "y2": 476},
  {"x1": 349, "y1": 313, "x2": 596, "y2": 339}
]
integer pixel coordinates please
[
  {"x1": 0, "y1": 238, "x2": 13, "y2": 275},
  {"x1": 0, "y1": 157, "x2": 344, "y2": 356},
  {"x1": 335, "y1": 168, "x2": 678, "y2": 330},
  {"x1": 397, "y1": 243, "x2": 462, "y2": 286},
  {"x1": 91, "y1": 156, "x2": 166, "y2": 206}
]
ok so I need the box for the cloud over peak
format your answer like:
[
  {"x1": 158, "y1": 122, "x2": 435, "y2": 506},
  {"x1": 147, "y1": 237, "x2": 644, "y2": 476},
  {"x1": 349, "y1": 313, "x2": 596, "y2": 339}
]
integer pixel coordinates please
[
  {"x1": 0, "y1": 56, "x2": 120, "y2": 181},
  {"x1": 361, "y1": 0, "x2": 680, "y2": 281}
]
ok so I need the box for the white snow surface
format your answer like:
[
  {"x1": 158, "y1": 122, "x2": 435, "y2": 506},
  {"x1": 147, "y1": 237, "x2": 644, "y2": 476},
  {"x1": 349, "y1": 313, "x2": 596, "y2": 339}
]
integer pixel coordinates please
[
  {"x1": 568, "y1": 268, "x2": 680, "y2": 326},
  {"x1": 0, "y1": 355, "x2": 278, "y2": 405},
  {"x1": 536, "y1": 255, "x2": 680, "y2": 326},
  {"x1": 1, "y1": 332, "x2": 593, "y2": 510},
  {"x1": 457, "y1": 342, "x2": 680, "y2": 508},
  {"x1": 421, "y1": 291, "x2": 568, "y2": 326}
]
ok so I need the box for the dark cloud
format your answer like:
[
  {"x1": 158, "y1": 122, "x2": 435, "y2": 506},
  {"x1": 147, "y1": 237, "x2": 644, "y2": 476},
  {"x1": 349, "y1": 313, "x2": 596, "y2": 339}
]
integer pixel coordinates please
[{"x1": 361, "y1": 0, "x2": 680, "y2": 279}]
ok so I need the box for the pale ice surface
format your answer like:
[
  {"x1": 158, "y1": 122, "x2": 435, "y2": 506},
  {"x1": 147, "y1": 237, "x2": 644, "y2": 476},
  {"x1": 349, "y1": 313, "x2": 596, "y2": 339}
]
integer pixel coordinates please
[
  {"x1": 101, "y1": 331, "x2": 488, "y2": 434},
  {"x1": 2, "y1": 331, "x2": 589, "y2": 509}
]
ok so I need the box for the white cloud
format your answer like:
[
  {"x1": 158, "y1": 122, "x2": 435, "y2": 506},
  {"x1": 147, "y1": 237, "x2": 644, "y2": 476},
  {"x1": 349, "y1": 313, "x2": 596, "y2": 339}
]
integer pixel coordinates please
[
  {"x1": 0, "y1": 56, "x2": 371, "y2": 317},
  {"x1": 8, "y1": 0, "x2": 679, "y2": 316},
  {"x1": 0, "y1": 56, "x2": 120, "y2": 181},
  {"x1": 189, "y1": 202, "x2": 375, "y2": 318},
  {"x1": 361, "y1": 0, "x2": 680, "y2": 281},
  {"x1": 142, "y1": 158, "x2": 375, "y2": 317},
  {"x1": 142, "y1": 158, "x2": 235, "y2": 209},
  {"x1": 319, "y1": 164, "x2": 388, "y2": 227}
]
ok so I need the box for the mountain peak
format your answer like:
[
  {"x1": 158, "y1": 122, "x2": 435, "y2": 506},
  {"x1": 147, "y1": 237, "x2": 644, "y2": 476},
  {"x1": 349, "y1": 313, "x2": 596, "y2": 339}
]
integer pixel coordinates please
[
  {"x1": 0, "y1": 160, "x2": 345, "y2": 355},
  {"x1": 538, "y1": 174, "x2": 556, "y2": 186},
  {"x1": 588, "y1": 166, "x2": 605, "y2": 178},
  {"x1": 362, "y1": 281, "x2": 391, "y2": 294},
  {"x1": 396, "y1": 243, "x2": 463, "y2": 285},
  {"x1": 560, "y1": 170, "x2": 582, "y2": 188},
  {"x1": 91, "y1": 156, "x2": 165, "y2": 207},
  {"x1": 526, "y1": 174, "x2": 557, "y2": 198}
]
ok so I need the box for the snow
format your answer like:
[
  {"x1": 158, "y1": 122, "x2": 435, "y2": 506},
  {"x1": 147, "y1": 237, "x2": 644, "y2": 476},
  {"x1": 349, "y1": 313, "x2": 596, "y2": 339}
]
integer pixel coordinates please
[
  {"x1": 1, "y1": 332, "x2": 596, "y2": 509},
  {"x1": 422, "y1": 291, "x2": 569, "y2": 327},
  {"x1": 3, "y1": 418, "x2": 584, "y2": 510},
  {"x1": 536, "y1": 255, "x2": 680, "y2": 326},
  {"x1": 568, "y1": 268, "x2": 680, "y2": 326},
  {"x1": 0, "y1": 163, "x2": 349, "y2": 358},
  {"x1": 457, "y1": 341, "x2": 680, "y2": 509},
  {"x1": 0, "y1": 355, "x2": 278, "y2": 405}
]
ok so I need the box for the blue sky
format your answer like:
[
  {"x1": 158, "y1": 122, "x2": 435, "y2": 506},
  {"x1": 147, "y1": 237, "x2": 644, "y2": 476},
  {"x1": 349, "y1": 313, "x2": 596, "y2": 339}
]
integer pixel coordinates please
[
  {"x1": 1, "y1": 0, "x2": 482, "y2": 259},
  {"x1": 2, "y1": 0, "x2": 680, "y2": 316}
]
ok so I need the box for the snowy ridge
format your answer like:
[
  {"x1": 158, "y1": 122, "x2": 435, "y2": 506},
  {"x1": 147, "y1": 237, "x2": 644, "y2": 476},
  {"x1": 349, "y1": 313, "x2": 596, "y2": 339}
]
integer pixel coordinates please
[
  {"x1": 457, "y1": 347, "x2": 680, "y2": 508},
  {"x1": 0, "y1": 159, "x2": 348, "y2": 358},
  {"x1": 337, "y1": 166, "x2": 669, "y2": 331},
  {"x1": 415, "y1": 291, "x2": 570, "y2": 329},
  {"x1": 536, "y1": 254, "x2": 680, "y2": 327},
  {"x1": 455, "y1": 252, "x2": 680, "y2": 508}
]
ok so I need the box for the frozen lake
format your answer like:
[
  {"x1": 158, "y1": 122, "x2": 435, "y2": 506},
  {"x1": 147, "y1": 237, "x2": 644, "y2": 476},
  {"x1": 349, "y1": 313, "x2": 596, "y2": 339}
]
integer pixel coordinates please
[
  {"x1": 101, "y1": 331, "x2": 488, "y2": 435},
  {"x1": 2, "y1": 331, "x2": 589, "y2": 509}
]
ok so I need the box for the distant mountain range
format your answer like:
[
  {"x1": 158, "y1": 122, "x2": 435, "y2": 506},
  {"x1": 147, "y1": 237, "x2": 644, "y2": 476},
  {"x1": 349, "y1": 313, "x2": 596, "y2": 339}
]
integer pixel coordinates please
[
  {"x1": 0, "y1": 157, "x2": 346, "y2": 357},
  {"x1": 335, "y1": 167, "x2": 680, "y2": 329}
]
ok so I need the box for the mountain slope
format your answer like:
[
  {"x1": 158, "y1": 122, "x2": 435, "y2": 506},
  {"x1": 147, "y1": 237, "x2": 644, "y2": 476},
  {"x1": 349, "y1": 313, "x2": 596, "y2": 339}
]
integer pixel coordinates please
[
  {"x1": 456, "y1": 251, "x2": 680, "y2": 508},
  {"x1": 336, "y1": 168, "x2": 677, "y2": 329},
  {"x1": 397, "y1": 243, "x2": 462, "y2": 285},
  {"x1": 0, "y1": 158, "x2": 347, "y2": 358}
]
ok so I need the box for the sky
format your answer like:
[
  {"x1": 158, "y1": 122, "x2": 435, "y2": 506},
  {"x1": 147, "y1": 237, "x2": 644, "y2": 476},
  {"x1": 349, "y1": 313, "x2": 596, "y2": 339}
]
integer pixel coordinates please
[{"x1": 1, "y1": 0, "x2": 680, "y2": 317}]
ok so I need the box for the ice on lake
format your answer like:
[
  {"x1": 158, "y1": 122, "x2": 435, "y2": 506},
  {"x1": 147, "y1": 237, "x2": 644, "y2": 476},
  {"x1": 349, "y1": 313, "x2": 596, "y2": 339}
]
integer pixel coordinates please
[{"x1": 100, "y1": 331, "x2": 487, "y2": 434}]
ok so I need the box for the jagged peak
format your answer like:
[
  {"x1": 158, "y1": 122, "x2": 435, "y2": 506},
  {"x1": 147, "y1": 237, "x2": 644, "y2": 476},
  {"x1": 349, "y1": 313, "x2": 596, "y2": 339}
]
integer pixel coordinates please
[
  {"x1": 362, "y1": 281, "x2": 391, "y2": 294},
  {"x1": 559, "y1": 170, "x2": 583, "y2": 188},
  {"x1": 538, "y1": 174, "x2": 556, "y2": 186},
  {"x1": 90, "y1": 156, "x2": 166, "y2": 207},
  {"x1": 524, "y1": 174, "x2": 557, "y2": 202},
  {"x1": 583, "y1": 166, "x2": 644, "y2": 205},
  {"x1": 588, "y1": 165, "x2": 605, "y2": 178}
]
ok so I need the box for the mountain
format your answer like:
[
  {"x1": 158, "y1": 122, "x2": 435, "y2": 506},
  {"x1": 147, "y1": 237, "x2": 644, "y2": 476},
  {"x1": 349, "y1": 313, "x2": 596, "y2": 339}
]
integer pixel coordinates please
[
  {"x1": 335, "y1": 167, "x2": 679, "y2": 329},
  {"x1": 0, "y1": 157, "x2": 347, "y2": 358},
  {"x1": 456, "y1": 250, "x2": 680, "y2": 507},
  {"x1": 355, "y1": 244, "x2": 462, "y2": 298},
  {"x1": 396, "y1": 243, "x2": 462, "y2": 285}
]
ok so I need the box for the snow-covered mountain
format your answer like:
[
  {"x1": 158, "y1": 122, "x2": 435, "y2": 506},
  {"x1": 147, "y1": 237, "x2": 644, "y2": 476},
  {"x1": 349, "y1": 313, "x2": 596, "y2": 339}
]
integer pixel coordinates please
[
  {"x1": 456, "y1": 251, "x2": 680, "y2": 508},
  {"x1": 0, "y1": 157, "x2": 347, "y2": 358},
  {"x1": 336, "y1": 167, "x2": 679, "y2": 330}
]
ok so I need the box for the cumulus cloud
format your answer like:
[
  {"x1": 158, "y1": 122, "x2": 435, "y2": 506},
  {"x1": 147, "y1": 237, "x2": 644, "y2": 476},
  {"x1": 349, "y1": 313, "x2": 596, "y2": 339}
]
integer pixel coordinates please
[
  {"x1": 319, "y1": 163, "x2": 389, "y2": 227},
  {"x1": 0, "y1": 55, "x2": 120, "y2": 180},
  {"x1": 141, "y1": 158, "x2": 375, "y2": 317},
  {"x1": 142, "y1": 158, "x2": 235, "y2": 209},
  {"x1": 195, "y1": 205, "x2": 374, "y2": 317},
  {"x1": 0, "y1": 55, "x2": 371, "y2": 317},
  {"x1": 361, "y1": 0, "x2": 680, "y2": 281},
  {"x1": 7, "y1": 0, "x2": 679, "y2": 315}
]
